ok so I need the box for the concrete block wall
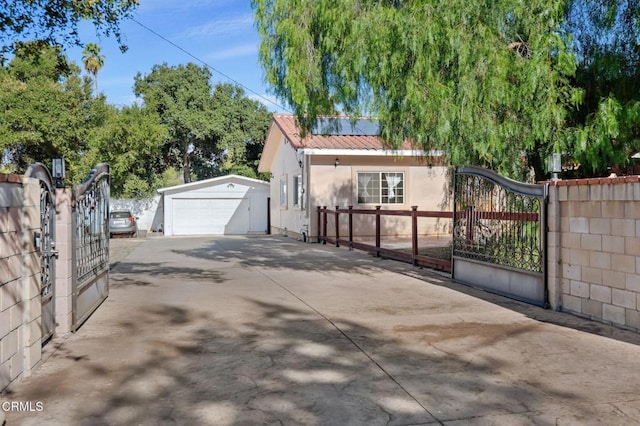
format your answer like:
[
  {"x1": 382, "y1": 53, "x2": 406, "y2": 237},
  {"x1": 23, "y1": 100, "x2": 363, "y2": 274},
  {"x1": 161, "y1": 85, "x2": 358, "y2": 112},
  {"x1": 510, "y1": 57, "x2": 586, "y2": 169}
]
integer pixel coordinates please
[
  {"x1": 548, "y1": 176, "x2": 640, "y2": 331},
  {"x1": 0, "y1": 174, "x2": 42, "y2": 392}
]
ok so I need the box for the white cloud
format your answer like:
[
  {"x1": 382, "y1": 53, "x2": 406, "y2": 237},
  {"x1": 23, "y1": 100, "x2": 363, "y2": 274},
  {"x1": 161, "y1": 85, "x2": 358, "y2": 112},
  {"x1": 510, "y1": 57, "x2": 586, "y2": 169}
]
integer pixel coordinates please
[
  {"x1": 180, "y1": 14, "x2": 254, "y2": 39},
  {"x1": 206, "y1": 43, "x2": 258, "y2": 61}
]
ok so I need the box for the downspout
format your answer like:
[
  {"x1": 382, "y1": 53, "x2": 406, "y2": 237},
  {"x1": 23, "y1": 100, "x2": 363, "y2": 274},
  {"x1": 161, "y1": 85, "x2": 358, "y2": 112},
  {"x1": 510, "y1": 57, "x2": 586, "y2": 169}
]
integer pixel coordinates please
[{"x1": 298, "y1": 149, "x2": 311, "y2": 242}]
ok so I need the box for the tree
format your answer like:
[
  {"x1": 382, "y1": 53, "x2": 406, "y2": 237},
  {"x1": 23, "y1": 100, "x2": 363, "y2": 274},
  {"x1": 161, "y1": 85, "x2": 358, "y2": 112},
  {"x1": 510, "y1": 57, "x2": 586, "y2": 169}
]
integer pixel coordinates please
[
  {"x1": 564, "y1": 0, "x2": 640, "y2": 176},
  {"x1": 252, "y1": 0, "x2": 581, "y2": 180},
  {"x1": 207, "y1": 83, "x2": 272, "y2": 178},
  {"x1": 82, "y1": 105, "x2": 172, "y2": 197},
  {"x1": 0, "y1": 0, "x2": 138, "y2": 62},
  {"x1": 0, "y1": 42, "x2": 105, "y2": 179},
  {"x1": 134, "y1": 63, "x2": 218, "y2": 183},
  {"x1": 82, "y1": 43, "x2": 105, "y2": 92},
  {"x1": 134, "y1": 64, "x2": 273, "y2": 183}
]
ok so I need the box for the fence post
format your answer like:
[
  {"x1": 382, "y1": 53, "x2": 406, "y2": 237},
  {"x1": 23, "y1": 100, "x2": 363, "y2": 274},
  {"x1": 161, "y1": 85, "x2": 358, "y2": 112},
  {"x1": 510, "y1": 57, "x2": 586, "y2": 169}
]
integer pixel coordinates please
[
  {"x1": 375, "y1": 206, "x2": 381, "y2": 257},
  {"x1": 316, "y1": 206, "x2": 321, "y2": 243},
  {"x1": 411, "y1": 206, "x2": 418, "y2": 265},
  {"x1": 335, "y1": 206, "x2": 340, "y2": 247},
  {"x1": 322, "y1": 206, "x2": 328, "y2": 244},
  {"x1": 348, "y1": 205, "x2": 353, "y2": 250},
  {"x1": 465, "y1": 205, "x2": 475, "y2": 248}
]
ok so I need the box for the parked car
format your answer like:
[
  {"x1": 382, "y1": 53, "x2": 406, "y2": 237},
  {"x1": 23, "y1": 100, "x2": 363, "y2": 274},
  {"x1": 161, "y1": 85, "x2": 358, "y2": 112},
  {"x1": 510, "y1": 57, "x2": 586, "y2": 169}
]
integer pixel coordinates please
[{"x1": 109, "y1": 210, "x2": 138, "y2": 238}]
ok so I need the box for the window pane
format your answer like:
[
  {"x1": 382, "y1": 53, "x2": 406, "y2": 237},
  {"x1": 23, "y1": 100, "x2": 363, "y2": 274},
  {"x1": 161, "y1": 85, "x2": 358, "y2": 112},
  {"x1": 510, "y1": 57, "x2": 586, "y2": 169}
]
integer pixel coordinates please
[
  {"x1": 357, "y1": 172, "x2": 379, "y2": 204},
  {"x1": 382, "y1": 172, "x2": 404, "y2": 204}
]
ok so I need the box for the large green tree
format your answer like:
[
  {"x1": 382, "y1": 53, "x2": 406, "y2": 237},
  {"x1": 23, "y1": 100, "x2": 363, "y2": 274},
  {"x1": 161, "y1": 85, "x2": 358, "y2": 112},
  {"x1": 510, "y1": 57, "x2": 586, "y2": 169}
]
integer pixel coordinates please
[
  {"x1": 82, "y1": 105, "x2": 173, "y2": 197},
  {"x1": 134, "y1": 64, "x2": 272, "y2": 183},
  {"x1": 0, "y1": 0, "x2": 138, "y2": 61},
  {"x1": 134, "y1": 63, "x2": 219, "y2": 183},
  {"x1": 252, "y1": 0, "x2": 582, "y2": 180},
  {"x1": 0, "y1": 42, "x2": 106, "y2": 178},
  {"x1": 564, "y1": 0, "x2": 640, "y2": 176},
  {"x1": 206, "y1": 83, "x2": 272, "y2": 178}
]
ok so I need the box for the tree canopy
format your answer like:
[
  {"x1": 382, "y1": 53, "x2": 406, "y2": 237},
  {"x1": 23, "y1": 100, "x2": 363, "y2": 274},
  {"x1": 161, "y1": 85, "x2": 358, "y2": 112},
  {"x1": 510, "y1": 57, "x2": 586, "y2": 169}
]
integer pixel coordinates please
[
  {"x1": 134, "y1": 63, "x2": 272, "y2": 184},
  {"x1": 0, "y1": 44, "x2": 273, "y2": 197},
  {"x1": 564, "y1": 0, "x2": 640, "y2": 176},
  {"x1": 0, "y1": 42, "x2": 103, "y2": 178},
  {"x1": 252, "y1": 0, "x2": 640, "y2": 179},
  {"x1": 0, "y1": 0, "x2": 138, "y2": 61}
]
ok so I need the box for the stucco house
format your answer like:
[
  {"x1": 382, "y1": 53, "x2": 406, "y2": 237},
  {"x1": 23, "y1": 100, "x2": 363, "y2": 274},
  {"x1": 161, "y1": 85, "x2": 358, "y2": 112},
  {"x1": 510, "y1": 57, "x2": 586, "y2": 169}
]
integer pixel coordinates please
[{"x1": 258, "y1": 114, "x2": 450, "y2": 241}]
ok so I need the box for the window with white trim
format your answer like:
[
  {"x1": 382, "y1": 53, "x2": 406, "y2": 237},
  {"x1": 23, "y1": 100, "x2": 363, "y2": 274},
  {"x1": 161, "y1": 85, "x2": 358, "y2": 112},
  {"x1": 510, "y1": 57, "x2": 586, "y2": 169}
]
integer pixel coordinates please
[
  {"x1": 293, "y1": 174, "x2": 303, "y2": 208},
  {"x1": 357, "y1": 172, "x2": 404, "y2": 204},
  {"x1": 280, "y1": 176, "x2": 287, "y2": 208}
]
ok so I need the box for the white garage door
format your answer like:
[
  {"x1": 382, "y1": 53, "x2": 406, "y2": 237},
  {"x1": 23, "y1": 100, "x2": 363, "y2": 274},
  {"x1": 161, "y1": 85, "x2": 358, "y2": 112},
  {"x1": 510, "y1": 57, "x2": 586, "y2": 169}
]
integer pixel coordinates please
[{"x1": 172, "y1": 198, "x2": 249, "y2": 235}]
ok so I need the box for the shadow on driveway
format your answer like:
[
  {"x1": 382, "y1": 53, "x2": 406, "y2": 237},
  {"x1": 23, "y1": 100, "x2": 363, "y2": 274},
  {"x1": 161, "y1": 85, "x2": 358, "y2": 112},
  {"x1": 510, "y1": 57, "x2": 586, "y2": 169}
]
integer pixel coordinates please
[{"x1": 9, "y1": 299, "x2": 578, "y2": 425}]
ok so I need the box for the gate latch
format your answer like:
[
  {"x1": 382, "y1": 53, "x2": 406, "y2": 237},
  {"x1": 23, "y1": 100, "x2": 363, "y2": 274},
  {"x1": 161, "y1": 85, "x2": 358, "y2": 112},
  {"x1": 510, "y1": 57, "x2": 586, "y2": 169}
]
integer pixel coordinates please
[{"x1": 34, "y1": 232, "x2": 41, "y2": 250}]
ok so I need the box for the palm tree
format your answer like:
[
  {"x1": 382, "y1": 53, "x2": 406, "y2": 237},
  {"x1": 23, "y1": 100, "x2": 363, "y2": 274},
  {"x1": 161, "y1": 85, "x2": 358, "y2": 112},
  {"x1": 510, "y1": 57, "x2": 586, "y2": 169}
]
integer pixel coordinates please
[{"x1": 82, "y1": 43, "x2": 104, "y2": 93}]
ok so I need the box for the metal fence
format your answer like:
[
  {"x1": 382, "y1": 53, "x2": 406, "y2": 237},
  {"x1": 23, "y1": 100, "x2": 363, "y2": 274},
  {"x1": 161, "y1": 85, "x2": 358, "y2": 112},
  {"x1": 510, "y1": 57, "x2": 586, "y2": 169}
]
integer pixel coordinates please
[
  {"x1": 452, "y1": 166, "x2": 547, "y2": 306},
  {"x1": 72, "y1": 163, "x2": 110, "y2": 330}
]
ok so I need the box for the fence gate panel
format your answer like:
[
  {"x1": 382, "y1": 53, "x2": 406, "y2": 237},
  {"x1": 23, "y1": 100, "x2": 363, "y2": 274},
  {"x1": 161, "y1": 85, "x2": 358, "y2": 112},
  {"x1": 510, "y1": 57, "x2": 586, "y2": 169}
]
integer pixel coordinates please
[
  {"x1": 453, "y1": 166, "x2": 548, "y2": 306},
  {"x1": 25, "y1": 163, "x2": 57, "y2": 344},
  {"x1": 72, "y1": 163, "x2": 110, "y2": 330}
]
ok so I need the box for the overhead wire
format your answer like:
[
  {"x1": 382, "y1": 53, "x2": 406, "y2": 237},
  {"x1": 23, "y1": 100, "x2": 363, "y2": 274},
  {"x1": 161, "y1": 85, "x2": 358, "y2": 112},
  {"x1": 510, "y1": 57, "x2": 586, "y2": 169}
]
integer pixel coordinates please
[{"x1": 130, "y1": 17, "x2": 291, "y2": 113}]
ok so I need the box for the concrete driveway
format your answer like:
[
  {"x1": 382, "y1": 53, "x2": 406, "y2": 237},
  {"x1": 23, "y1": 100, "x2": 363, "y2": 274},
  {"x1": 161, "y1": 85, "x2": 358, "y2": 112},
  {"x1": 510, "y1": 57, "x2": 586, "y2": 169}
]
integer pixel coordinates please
[{"x1": 4, "y1": 236, "x2": 640, "y2": 425}]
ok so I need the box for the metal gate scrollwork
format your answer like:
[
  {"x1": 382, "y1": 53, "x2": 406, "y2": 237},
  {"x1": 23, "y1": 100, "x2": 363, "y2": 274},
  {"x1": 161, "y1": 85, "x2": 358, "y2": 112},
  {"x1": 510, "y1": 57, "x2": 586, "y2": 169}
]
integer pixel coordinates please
[
  {"x1": 452, "y1": 166, "x2": 548, "y2": 306},
  {"x1": 72, "y1": 163, "x2": 110, "y2": 329},
  {"x1": 25, "y1": 163, "x2": 57, "y2": 344}
]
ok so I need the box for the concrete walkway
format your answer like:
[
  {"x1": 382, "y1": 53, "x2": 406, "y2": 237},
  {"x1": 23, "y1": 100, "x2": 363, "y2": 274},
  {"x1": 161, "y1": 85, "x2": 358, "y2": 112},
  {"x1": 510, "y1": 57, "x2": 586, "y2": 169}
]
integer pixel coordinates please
[{"x1": 4, "y1": 236, "x2": 640, "y2": 425}]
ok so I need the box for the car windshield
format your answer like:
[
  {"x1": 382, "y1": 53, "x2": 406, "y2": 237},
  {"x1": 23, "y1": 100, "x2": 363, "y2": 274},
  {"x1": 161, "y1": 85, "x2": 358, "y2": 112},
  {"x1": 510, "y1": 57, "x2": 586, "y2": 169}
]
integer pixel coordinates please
[{"x1": 110, "y1": 212, "x2": 132, "y2": 219}]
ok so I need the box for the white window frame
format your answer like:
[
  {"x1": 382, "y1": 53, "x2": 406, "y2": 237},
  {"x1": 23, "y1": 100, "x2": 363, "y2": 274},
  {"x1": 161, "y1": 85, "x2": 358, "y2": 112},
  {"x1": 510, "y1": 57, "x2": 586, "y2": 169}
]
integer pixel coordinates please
[
  {"x1": 293, "y1": 174, "x2": 303, "y2": 209},
  {"x1": 357, "y1": 171, "x2": 405, "y2": 205},
  {"x1": 280, "y1": 176, "x2": 287, "y2": 208}
]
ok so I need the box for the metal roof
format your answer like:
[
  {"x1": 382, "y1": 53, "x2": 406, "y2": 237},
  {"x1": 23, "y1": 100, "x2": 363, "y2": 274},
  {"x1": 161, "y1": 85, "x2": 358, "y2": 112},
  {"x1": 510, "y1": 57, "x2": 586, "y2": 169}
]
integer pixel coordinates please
[{"x1": 272, "y1": 115, "x2": 414, "y2": 150}]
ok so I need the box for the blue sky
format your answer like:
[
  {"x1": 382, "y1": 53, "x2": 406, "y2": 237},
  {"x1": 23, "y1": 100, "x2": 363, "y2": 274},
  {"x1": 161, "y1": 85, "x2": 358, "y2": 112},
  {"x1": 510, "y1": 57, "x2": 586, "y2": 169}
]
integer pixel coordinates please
[{"x1": 66, "y1": 0, "x2": 286, "y2": 112}]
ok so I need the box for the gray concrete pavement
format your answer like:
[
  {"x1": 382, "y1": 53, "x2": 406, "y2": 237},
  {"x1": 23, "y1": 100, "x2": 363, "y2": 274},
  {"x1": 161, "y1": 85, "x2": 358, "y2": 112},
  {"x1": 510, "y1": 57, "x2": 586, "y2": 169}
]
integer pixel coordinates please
[{"x1": 4, "y1": 236, "x2": 640, "y2": 425}]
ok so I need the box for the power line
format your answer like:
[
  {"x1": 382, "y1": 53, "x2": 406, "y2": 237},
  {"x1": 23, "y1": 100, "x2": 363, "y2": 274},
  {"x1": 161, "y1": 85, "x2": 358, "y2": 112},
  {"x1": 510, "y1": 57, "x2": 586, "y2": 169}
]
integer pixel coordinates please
[{"x1": 130, "y1": 17, "x2": 290, "y2": 113}]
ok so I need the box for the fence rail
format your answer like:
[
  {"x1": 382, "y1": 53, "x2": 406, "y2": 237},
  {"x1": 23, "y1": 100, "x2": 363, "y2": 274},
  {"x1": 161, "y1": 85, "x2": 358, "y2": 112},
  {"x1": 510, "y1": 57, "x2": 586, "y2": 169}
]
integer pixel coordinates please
[{"x1": 317, "y1": 206, "x2": 453, "y2": 273}]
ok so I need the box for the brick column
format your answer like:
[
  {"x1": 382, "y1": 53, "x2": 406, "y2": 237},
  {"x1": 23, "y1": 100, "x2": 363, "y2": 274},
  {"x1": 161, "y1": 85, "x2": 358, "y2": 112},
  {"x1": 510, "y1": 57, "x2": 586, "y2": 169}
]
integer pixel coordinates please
[{"x1": 55, "y1": 188, "x2": 73, "y2": 335}]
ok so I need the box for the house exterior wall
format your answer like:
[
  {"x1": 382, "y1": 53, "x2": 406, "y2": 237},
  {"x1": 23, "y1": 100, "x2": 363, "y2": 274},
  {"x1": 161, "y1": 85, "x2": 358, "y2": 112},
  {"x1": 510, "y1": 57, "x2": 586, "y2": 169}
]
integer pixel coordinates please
[
  {"x1": 547, "y1": 177, "x2": 640, "y2": 331},
  {"x1": 307, "y1": 156, "x2": 450, "y2": 239},
  {"x1": 0, "y1": 174, "x2": 42, "y2": 392},
  {"x1": 265, "y1": 135, "x2": 451, "y2": 240},
  {"x1": 267, "y1": 138, "x2": 308, "y2": 238}
]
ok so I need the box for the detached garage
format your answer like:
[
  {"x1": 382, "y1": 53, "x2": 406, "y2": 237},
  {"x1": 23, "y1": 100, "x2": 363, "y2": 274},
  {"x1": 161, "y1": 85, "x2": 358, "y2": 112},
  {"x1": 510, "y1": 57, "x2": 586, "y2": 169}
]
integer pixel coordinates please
[{"x1": 157, "y1": 175, "x2": 270, "y2": 236}]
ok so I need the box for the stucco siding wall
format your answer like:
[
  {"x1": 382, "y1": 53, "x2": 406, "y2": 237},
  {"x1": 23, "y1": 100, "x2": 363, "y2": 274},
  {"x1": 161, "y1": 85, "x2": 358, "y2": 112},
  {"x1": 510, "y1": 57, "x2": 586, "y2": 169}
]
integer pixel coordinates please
[
  {"x1": 268, "y1": 139, "x2": 308, "y2": 238},
  {"x1": 548, "y1": 177, "x2": 640, "y2": 331},
  {"x1": 308, "y1": 157, "x2": 450, "y2": 238}
]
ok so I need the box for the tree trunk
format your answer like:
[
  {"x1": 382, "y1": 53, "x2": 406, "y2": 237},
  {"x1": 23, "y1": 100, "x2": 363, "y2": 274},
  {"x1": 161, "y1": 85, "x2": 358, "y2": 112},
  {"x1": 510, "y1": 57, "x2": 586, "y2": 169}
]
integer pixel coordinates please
[{"x1": 182, "y1": 147, "x2": 191, "y2": 183}]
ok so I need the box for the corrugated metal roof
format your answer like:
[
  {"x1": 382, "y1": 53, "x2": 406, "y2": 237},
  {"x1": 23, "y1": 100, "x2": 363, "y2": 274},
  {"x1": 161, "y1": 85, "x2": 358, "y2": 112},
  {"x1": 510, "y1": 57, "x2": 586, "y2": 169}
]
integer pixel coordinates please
[{"x1": 273, "y1": 114, "x2": 414, "y2": 150}]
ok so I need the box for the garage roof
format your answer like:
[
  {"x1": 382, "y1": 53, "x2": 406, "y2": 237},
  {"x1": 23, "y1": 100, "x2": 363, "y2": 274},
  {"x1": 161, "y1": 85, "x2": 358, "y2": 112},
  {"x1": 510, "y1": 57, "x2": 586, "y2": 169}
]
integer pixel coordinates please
[{"x1": 157, "y1": 174, "x2": 268, "y2": 195}]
